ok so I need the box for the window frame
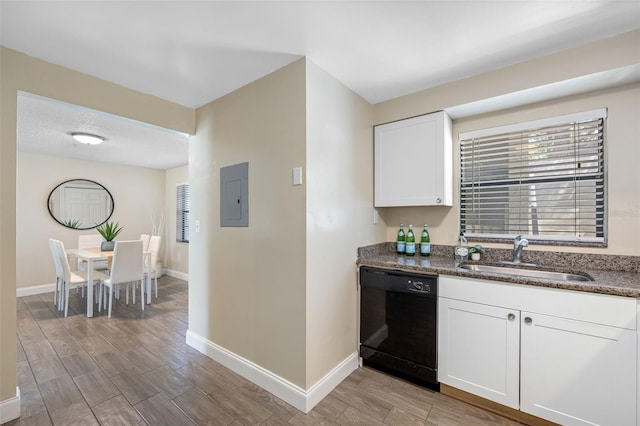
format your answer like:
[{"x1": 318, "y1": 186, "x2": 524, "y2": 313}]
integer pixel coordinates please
[
  {"x1": 176, "y1": 182, "x2": 190, "y2": 244},
  {"x1": 458, "y1": 109, "x2": 607, "y2": 247}
]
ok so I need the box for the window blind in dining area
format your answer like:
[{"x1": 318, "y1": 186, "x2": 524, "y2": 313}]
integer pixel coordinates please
[
  {"x1": 177, "y1": 183, "x2": 190, "y2": 243},
  {"x1": 459, "y1": 109, "x2": 606, "y2": 244}
]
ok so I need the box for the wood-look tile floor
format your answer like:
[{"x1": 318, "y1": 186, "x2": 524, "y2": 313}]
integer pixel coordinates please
[{"x1": 8, "y1": 276, "x2": 521, "y2": 425}]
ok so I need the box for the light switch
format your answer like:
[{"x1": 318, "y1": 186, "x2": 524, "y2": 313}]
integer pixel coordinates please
[
  {"x1": 293, "y1": 167, "x2": 303, "y2": 186},
  {"x1": 195, "y1": 220, "x2": 200, "y2": 233},
  {"x1": 373, "y1": 209, "x2": 379, "y2": 224}
]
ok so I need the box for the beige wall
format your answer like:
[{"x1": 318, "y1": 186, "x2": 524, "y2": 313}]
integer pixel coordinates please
[
  {"x1": 16, "y1": 152, "x2": 166, "y2": 288},
  {"x1": 189, "y1": 59, "x2": 308, "y2": 386},
  {"x1": 188, "y1": 58, "x2": 387, "y2": 391},
  {"x1": 164, "y1": 165, "x2": 190, "y2": 276},
  {"x1": 374, "y1": 30, "x2": 640, "y2": 256},
  {"x1": 304, "y1": 60, "x2": 386, "y2": 387},
  {"x1": 0, "y1": 46, "x2": 194, "y2": 405}
]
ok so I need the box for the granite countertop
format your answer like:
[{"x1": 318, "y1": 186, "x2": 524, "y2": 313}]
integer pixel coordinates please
[{"x1": 357, "y1": 243, "x2": 640, "y2": 298}]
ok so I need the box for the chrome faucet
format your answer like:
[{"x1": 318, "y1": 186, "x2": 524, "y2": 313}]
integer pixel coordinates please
[{"x1": 512, "y1": 235, "x2": 529, "y2": 263}]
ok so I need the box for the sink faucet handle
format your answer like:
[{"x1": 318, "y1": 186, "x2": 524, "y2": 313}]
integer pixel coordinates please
[
  {"x1": 514, "y1": 234, "x2": 523, "y2": 246},
  {"x1": 514, "y1": 234, "x2": 528, "y2": 248},
  {"x1": 512, "y1": 235, "x2": 529, "y2": 263}
]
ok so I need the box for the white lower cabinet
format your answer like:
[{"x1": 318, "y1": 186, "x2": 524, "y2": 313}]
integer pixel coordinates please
[
  {"x1": 438, "y1": 298, "x2": 520, "y2": 409},
  {"x1": 438, "y1": 275, "x2": 638, "y2": 426},
  {"x1": 520, "y1": 311, "x2": 637, "y2": 426}
]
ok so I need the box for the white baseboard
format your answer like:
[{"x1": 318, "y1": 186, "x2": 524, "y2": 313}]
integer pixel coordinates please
[
  {"x1": 0, "y1": 387, "x2": 20, "y2": 424},
  {"x1": 186, "y1": 330, "x2": 358, "y2": 413},
  {"x1": 164, "y1": 269, "x2": 189, "y2": 281},
  {"x1": 302, "y1": 349, "x2": 360, "y2": 412},
  {"x1": 16, "y1": 283, "x2": 55, "y2": 298},
  {"x1": 17, "y1": 270, "x2": 188, "y2": 298}
]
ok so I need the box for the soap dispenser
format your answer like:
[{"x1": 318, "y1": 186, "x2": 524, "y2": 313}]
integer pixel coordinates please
[{"x1": 455, "y1": 231, "x2": 468, "y2": 263}]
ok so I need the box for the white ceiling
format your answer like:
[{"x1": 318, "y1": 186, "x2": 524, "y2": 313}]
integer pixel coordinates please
[
  {"x1": 3, "y1": 1, "x2": 640, "y2": 169},
  {"x1": 17, "y1": 93, "x2": 190, "y2": 170}
]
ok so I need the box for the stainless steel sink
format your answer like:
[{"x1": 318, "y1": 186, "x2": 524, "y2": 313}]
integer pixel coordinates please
[{"x1": 459, "y1": 263, "x2": 594, "y2": 282}]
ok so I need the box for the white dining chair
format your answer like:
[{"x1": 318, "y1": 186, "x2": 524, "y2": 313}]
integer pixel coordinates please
[
  {"x1": 48, "y1": 239, "x2": 64, "y2": 310},
  {"x1": 53, "y1": 239, "x2": 107, "y2": 317},
  {"x1": 77, "y1": 234, "x2": 108, "y2": 271},
  {"x1": 146, "y1": 235, "x2": 161, "y2": 298},
  {"x1": 140, "y1": 234, "x2": 151, "y2": 251},
  {"x1": 99, "y1": 240, "x2": 144, "y2": 318}
]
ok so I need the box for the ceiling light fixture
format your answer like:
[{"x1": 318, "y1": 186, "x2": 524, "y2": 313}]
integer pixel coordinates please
[{"x1": 71, "y1": 132, "x2": 105, "y2": 145}]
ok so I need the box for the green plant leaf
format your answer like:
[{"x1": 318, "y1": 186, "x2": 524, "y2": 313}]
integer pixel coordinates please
[
  {"x1": 468, "y1": 244, "x2": 485, "y2": 254},
  {"x1": 96, "y1": 221, "x2": 123, "y2": 241},
  {"x1": 63, "y1": 218, "x2": 81, "y2": 229}
]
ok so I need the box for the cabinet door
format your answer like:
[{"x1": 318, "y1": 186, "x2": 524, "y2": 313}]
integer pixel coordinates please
[
  {"x1": 438, "y1": 297, "x2": 520, "y2": 408},
  {"x1": 374, "y1": 111, "x2": 452, "y2": 207},
  {"x1": 520, "y1": 312, "x2": 637, "y2": 426}
]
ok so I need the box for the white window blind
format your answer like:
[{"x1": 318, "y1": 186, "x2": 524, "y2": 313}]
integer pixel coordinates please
[
  {"x1": 459, "y1": 109, "x2": 606, "y2": 244},
  {"x1": 176, "y1": 183, "x2": 190, "y2": 243}
]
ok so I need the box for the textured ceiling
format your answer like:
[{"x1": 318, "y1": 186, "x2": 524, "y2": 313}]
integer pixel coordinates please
[
  {"x1": 4, "y1": 1, "x2": 640, "y2": 169},
  {"x1": 17, "y1": 93, "x2": 189, "y2": 170}
]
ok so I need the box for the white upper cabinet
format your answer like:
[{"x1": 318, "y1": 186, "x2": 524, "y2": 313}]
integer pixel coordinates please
[{"x1": 374, "y1": 111, "x2": 452, "y2": 207}]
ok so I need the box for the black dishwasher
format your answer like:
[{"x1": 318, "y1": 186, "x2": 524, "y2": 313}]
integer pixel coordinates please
[{"x1": 359, "y1": 267, "x2": 438, "y2": 389}]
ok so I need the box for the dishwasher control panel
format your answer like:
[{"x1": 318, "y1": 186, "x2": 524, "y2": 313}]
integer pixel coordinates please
[
  {"x1": 359, "y1": 267, "x2": 437, "y2": 297},
  {"x1": 408, "y1": 279, "x2": 433, "y2": 293}
]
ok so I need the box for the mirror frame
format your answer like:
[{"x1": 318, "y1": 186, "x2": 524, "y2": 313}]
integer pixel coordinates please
[{"x1": 47, "y1": 179, "x2": 115, "y2": 230}]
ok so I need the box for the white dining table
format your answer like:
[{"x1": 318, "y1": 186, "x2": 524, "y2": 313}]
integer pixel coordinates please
[{"x1": 66, "y1": 247, "x2": 151, "y2": 317}]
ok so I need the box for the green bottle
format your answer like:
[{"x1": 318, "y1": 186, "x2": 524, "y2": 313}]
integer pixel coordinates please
[
  {"x1": 420, "y1": 224, "x2": 431, "y2": 256},
  {"x1": 405, "y1": 224, "x2": 416, "y2": 256},
  {"x1": 396, "y1": 224, "x2": 406, "y2": 254}
]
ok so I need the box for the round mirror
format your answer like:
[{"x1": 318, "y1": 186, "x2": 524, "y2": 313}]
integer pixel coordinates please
[{"x1": 47, "y1": 179, "x2": 114, "y2": 230}]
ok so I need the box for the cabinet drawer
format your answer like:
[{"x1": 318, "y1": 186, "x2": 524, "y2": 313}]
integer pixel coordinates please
[{"x1": 439, "y1": 275, "x2": 637, "y2": 330}]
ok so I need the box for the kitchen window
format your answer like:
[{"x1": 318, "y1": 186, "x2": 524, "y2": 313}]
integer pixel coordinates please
[
  {"x1": 459, "y1": 109, "x2": 606, "y2": 245},
  {"x1": 176, "y1": 183, "x2": 190, "y2": 243}
]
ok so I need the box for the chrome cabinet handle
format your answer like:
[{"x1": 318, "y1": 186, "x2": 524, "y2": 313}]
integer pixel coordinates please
[
  {"x1": 524, "y1": 317, "x2": 533, "y2": 325},
  {"x1": 436, "y1": 198, "x2": 442, "y2": 203},
  {"x1": 508, "y1": 313, "x2": 516, "y2": 321}
]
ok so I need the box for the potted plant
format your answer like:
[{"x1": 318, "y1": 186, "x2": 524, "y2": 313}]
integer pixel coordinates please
[
  {"x1": 468, "y1": 244, "x2": 485, "y2": 261},
  {"x1": 63, "y1": 218, "x2": 81, "y2": 229},
  {"x1": 96, "y1": 221, "x2": 123, "y2": 251}
]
